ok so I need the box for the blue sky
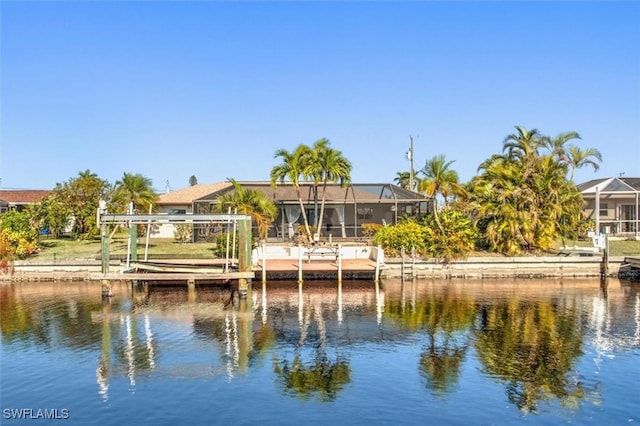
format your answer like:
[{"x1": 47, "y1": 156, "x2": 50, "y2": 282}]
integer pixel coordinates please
[{"x1": 1, "y1": 1, "x2": 639, "y2": 192}]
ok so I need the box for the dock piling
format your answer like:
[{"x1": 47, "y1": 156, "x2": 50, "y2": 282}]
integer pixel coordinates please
[
  {"x1": 298, "y1": 244, "x2": 303, "y2": 284},
  {"x1": 261, "y1": 242, "x2": 267, "y2": 284},
  {"x1": 375, "y1": 245, "x2": 381, "y2": 283},
  {"x1": 338, "y1": 243, "x2": 343, "y2": 284}
]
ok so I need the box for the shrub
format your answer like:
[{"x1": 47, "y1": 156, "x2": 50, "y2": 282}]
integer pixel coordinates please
[
  {"x1": 174, "y1": 224, "x2": 193, "y2": 243},
  {"x1": 214, "y1": 232, "x2": 239, "y2": 258},
  {"x1": 422, "y1": 209, "x2": 477, "y2": 261},
  {"x1": 373, "y1": 220, "x2": 428, "y2": 257},
  {"x1": 0, "y1": 210, "x2": 39, "y2": 261},
  {"x1": 361, "y1": 223, "x2": 383, "y2": 237}
]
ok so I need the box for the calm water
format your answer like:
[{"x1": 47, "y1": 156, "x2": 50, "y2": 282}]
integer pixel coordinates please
[{"x1": 1, "y1": 278, "x2": 639, "y2": 425}]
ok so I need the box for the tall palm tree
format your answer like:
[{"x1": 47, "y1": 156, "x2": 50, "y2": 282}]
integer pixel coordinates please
[
  {"x1": 305, "y1": 140, "x2": 352, "y2": 236},
  {"x1": 306, "y1": 138, "x2": 331, "y2": 227},
  {"x1": 271, "y1": 144, "x2": 313, "y2": 240},
  {"x1": 112, "y1": 172, "x2": 158, "y2": 213},
  {"x1": 419, "y1": 155, "x2": 463, "y2": 232},
  {"x1": 566, "y1": 145, "x2": 603, "y2": 181},
  {"x1": 418, "y1": 155, "x2": 463, "y2": 204},
  {"x1": 217, "y1": 179, "x2": 277, "y2": 240}
]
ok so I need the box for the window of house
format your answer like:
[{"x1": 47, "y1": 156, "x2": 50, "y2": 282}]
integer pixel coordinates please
[
  {"x1": 599, "y1": 203, "x2": 608, "y2": 217},
  {"x1": 357, "y1": 207, "x2": 373, "y2": 220}
]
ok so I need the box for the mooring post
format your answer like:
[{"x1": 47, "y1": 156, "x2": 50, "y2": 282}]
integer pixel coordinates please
[
  {"x1": 101, "y1": 279, "x2": 113, "y2": 297},
  {"x1": 338, "y1": 243, "x2": 343, "y2": 284},
  {"x1": 401, "y1": 246, "x2": 405, "y2": 277},
  {"x1": 129, "y1": 222, "x2": 138, "y2": 263},
  {"x1": 187, "y1": 279, "x2": 196, "y2": 303},
  {"x1": 411, "y1": 246, "x2": 416, "y2": 279},
  {"x1": 261, "y1": 241, "x2": 267, "y2": 284},
  {"x1": 298, "y1": 244, "x2": 303, "y2": 284},
  {"x1": 602, "y1": 233, "x2": 610, "y2": 277},
  {"x1": 98, "y1": 201, "x2": 109, "y2": 274},
  {"x1": 375, "y1": 245, "x2": 382, "y2": 283},
  {"x1": 237, "y1": 217, "x2": 252, "y2": 298}
]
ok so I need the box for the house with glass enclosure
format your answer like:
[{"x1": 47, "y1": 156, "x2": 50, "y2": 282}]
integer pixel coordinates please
[
  {"x1": 155, "y1": 181, "x2": 431, "y2": 242},
  {"x1": 578, "y1": 177, "x2": 640, "y2": 238}
]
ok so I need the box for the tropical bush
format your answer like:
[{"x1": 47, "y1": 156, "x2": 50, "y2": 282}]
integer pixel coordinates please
[
  {"x1": 374, "y1": 220, "x2": 428, "y2": 257},
  {"x1": 174, "y1": 224, "x2": 193, "y2": 243},
  {"x1": 465, "y1": 127, "x2": 591, "y2": 256},
  {"x1": 0, "y1": 210, "x2": 39, "y2": 260},
  {"x1": 422, "y1": 209, "x2": 477, "y2": 261},
  {"x1": 361, "y1": 223, "x2": 383, "y2": 237},
  {"x1": 373, "y1": 208, "x2": 477, "y2": 261},
  {"x1": 214, "y1": 232, "x2": 239, "y2": 258}
]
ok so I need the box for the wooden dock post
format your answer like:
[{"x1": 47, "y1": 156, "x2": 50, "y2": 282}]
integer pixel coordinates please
[
  {"x1": 101, "y1": 279, "x2": 113, "y2": 297},
  {"x1": 187, "y1": 279, "x2": 196, "y2": 303},
  {"x1": 602, "y1": 233, "x2": 610, "y2": 277},
  {"x1": 375, "y1": 245, "x2": 381, "y2": 283},
  {"x1": 99, "y1": 202, "x2": 110, "y2": 274},
  {"x1": 297, "y1": 244, "x2": 303, "y2": 284},
  {"x1": 261, "y1": 242, "x2": 267, "y2": 284},
  {"x1": 338, "y1": 243, "x2": 343, "y2": 284},
  {"x1": 237, "y1": 217, "x2": 252, "y2": 297}
]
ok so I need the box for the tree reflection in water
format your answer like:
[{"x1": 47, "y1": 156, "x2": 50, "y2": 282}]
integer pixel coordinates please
[
  {"x1": 274, "y1": 354, "x2": 351, "y2": 402},
  {"x1": 386, "y1": 282, "x2": 477, "y2": 396},
  {"x1": 273, "y1": 296, "x2": 351, "y2": 402},
  {"x1": 474, "y1": 299, "x2": 586, "y2": 413}
]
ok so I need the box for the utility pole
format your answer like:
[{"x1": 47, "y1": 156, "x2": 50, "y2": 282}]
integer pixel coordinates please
[{"x1": 407, "y1": 136, "x2": 415, "y2": 192}]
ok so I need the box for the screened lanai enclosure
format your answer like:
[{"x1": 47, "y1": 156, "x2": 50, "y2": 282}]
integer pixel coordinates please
[
  {"x1": 191, "y1": 182, "x2": 431, "y2": 242},
  {"x1": 578, "y1": 177, "x2": 640, "y2": 237}
]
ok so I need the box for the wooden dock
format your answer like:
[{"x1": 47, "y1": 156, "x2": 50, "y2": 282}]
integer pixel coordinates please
[
  {"x1": 624, "y1": 257, "x2": 640, "y2": 268},
  {"x1": 90, "y1": 259, "x2": 252, "y2": 283},
  {"x1": 89, "y1": 258, "x2": 378, "y2": 284}
]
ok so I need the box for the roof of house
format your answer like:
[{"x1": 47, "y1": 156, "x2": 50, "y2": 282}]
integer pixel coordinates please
[
  {"x1": 577, "y1": 177, "x2": 640, "y2": 194},
  {"x1": 156, "y1": 183, "x2": 232, "y2": 205},
  {"x1": 0, "y1": 190, "x2": 51, "y2": 204},
  {"x1": 193, "y1": 181, "x2": 427, "y2": 204}
]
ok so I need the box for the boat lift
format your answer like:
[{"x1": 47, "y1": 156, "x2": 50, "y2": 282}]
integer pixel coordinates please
[{"x1": 96, "y1": 206, "x2": 254, "y2": 294}]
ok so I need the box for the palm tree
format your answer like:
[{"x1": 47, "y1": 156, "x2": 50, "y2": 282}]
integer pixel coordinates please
[
  {"x1": 418, "y1": 155, "x2": 463, "y2": 232},
  {"x1": 502, "y1": 126, "x2": 545, "y2": 162},
  {"x1": 467, "y1": 127, "x2": 586, "y2": 255},
  {"x1": 271, "y1": 145, "x2": 313, "y2": 240},
  {"x1": 305, "y1": 138, "x2": 330, "y2": 227},
  {"x1": 189, "y1": 175, "x2": 198, "y2": 186},
  {"x1": 112, "y1": 172, "x2": 158, "y2": 213},
  {"x1": 216, "y1": 179, "x2": 277, "y2": 240},
  {"x1": 394, "y1": 171, "x2": 411, "y2": 189},
  {"x1": 566, "y1": 145, "x2": 602, "y2": 181},
  {"x1": 305, "y1": 139, "x2": 352, "y2": 237},
  {"x1": 543, "y1": 131, "x2": 581, "y2": 162}
]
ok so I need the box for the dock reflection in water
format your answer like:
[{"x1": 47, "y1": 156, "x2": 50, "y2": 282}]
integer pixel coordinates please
[{"x1": 1, "y1": 279, "x2": 639, "y2": 425}]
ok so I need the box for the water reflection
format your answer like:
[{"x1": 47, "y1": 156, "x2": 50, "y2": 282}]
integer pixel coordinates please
[{"x1": 1, "y1": 279, "x2": 639, "y2": 419}]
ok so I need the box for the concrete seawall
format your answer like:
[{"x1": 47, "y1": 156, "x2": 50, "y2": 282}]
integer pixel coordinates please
[
  {"x1": 381, "y1": 255, "x2": 626, "y2": 279},
  {"x1": 1, "y1": 255, "x2": 633, "y2": 282}
]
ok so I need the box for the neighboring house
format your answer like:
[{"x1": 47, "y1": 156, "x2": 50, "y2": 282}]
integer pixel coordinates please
[
  {"x1": 578, "y1": 177, "x2": 640, "y2": 237},
  {"x1": 0, "y1": 190, "x2": 50, "y2": 213},
  {"x1": 153, "y1": 183, "x2": 232, "y2": 238}
]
